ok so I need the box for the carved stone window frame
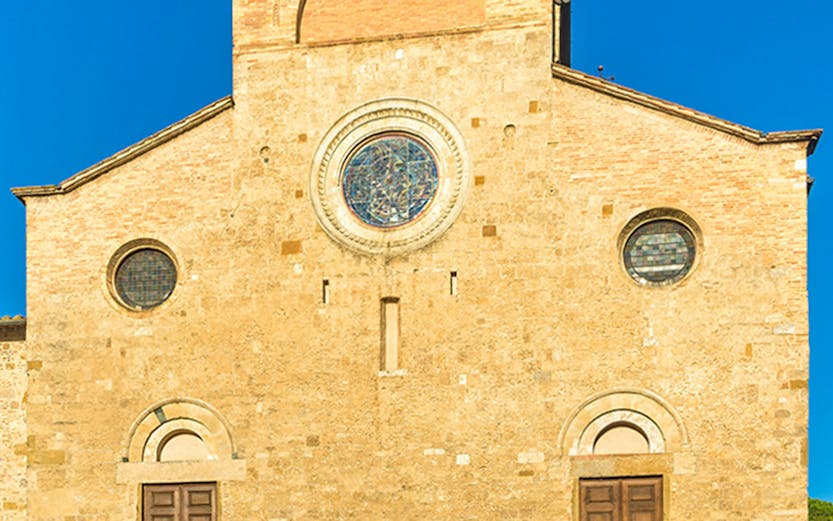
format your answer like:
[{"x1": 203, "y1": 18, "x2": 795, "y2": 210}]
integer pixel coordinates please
[
  {"x1": 618, "y1": 208, "x2": 703, "y2": 288},
  {"x1": 310, "y1": 98, "x2": 471, "y2": 256},
  {"x1": 105, "y1": 238, "x2": 180, "y2": 313}
]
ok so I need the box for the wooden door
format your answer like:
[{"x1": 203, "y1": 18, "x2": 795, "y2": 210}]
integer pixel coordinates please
[
  {"x1": 622, "y1": 478, "x2": 662, "y2": 521},
  {"x1": 143, "y1": 483, "x2": 217, "y2": 521},
  {"x1": 580, "y1": 477, "x2": 662, "y2": 521},
  {"x1": 144, "y1": 484, "x2": 179, "y2": 521},
  {"x1": 580, "y1": 479, "x2": 621, "y2": 521}
]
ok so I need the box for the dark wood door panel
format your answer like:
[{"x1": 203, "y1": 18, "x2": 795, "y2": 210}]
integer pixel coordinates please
[
  {"x1": 588, "y1": 514, "x2": 617, "y2": 521},
  {"x1": 623, "y1": 477, "x2": 662, "y2": 521},
  {"x1": 581, "y1": 477, "x2": 662, "y2": 521},
  {"x1": 581, "y1": 479, "x2": 621, "y2": 521},
  {"x1": 143, "y1": 483, "x2": 216, "y2": 521}
]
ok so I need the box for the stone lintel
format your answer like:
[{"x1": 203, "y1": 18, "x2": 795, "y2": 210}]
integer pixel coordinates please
[{"x1": 115, "y1": 459, "x2": 247, "y2": 484}]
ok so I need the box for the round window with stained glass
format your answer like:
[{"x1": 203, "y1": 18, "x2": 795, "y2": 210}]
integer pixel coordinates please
[
  {"x1": 111, "y1": 247, "x2": 177, "y2": 311},
  {"x1": 623, "y1": 219, "x2": 696, "y2": 286},
  {"x1": 341, "y1": 134, "x2": 439, "y2": 228},
  {"x1": 310, "y1": 98, "x2": 471, "y2": 256}
]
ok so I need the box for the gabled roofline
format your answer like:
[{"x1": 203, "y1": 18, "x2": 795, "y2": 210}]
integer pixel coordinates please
[
  {"x1": 11, "y1": 96, "x2": 234, "y2": 203},
  {"x1": 11, "y1": 69, "x2": 822, "y2": 204},
  {"x1": 552, "y1": 64, "x2": 822, "y2": 156}
]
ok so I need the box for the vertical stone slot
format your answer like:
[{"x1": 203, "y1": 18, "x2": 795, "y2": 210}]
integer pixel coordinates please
[
  {"x1": 380, "y1": 297, "x2": 400, "y2": 371},
  {"x1": 322, "y1": 279, "x2": 330, "y2": 304},
  {"x1": 553, "y1": 0, "x2": 572, "y2": 66},
  {"x1": 450, "y1": 271, "x2": 458, "y2": 296}
]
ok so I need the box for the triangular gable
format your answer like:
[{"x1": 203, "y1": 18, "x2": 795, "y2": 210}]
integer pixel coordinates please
[
  {"x1": 12, "y1": 96, "x2": 234, "y2": 203},
  {"x1": 12, "y1": 68, "x2": 822, "y2": 204},
  {"x1": 552, "y1": 64, "x2": 821, "y2": 155}
]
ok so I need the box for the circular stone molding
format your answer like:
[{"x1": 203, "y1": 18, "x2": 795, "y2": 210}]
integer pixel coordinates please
[
  {"x1": 618, "y1": 208, "x2": 702, "y2": 287},
  {"x1": 106, "y1": 238, "x2": 179, "y2": 311},
  {"x1": 310, "y1": 98, "x2": 471, "y2": 256}
]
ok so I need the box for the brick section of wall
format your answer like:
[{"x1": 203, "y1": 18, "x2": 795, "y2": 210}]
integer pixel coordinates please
[
  {"x1": 233, "y1": 0, "x2": 549, "y2": 49},
  {"x1": 300, "y1": 0, "x2": 486, "y2": 43},
  {"x1": 486, "y1": 0, "x2": 549, "y2": 25}
]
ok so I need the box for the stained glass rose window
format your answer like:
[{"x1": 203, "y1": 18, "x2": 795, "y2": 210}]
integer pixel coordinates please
[
  {"x1": 310, "y1": 99, "x2": 470, "y2": 255},
  {"x1": 341, "y1": 134, "x2": 438, "y2": 228}
]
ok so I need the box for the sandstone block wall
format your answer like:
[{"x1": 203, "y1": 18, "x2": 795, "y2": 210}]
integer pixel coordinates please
[
  {"x1": 16, "y1": 1, "x2": 812, "y2": 519},
  {"x1": 0, "y1": 334, "x2": 27, "y2": 521}
]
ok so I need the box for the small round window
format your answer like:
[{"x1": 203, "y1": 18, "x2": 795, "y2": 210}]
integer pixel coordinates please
[
  {"x1": 622, "y1": 213, "x2": 698, "y2": 286},
  {"x1": 112, "y1": 245, "x2": 177, "y2": 310}
]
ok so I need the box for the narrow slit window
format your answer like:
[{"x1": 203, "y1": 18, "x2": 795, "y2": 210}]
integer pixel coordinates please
[
  {"x1": 381, "y1": 297, "x2": 400, "y2": 371},
  {"x1": 450, "y1": 271, "x2": 458, "y2": 295},
  {"x1": 322, "y1": 279, "x2": 330, "y2": 304}
]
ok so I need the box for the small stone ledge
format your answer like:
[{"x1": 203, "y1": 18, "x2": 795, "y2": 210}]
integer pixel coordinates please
[
  {"x1": 115, "y1": 459, "x2": 246, "y2": 484},
  {"x1": 0, "y1": 317, "x2": 26, "y2": 342},
  {"x1": 378, "y1": 369, "x2": 408, "y2": 378}
]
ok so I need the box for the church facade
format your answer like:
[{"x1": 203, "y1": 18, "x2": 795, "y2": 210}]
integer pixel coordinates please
[{"x1": 0, "y1": 1, "x2": 821, "y2": 519}]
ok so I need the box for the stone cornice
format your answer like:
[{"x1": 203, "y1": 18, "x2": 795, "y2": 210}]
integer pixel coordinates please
[
  {"x1": 551, "y1": 64, "x2": 822, "y2": 155},
  {"x1": 0, "y1": 316, "x2": 26, "y2": 342},
  {"x1": 11, "y1": 96, "x2": 234, "y2": 203}
]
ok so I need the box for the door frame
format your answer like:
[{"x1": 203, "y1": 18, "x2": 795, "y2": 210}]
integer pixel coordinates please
[
  {"x1": 578, "y1": 474, "x2": 664, "y2": 521},
  {"x1": 141, "y1": 481, "x2": 218, "y2": 521}
]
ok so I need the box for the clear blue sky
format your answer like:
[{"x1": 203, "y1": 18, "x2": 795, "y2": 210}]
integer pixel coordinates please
[{"x1": 1, "y1": 0, "x2": 832, "y2": 499}]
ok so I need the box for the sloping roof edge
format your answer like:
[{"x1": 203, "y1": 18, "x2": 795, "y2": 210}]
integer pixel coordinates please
[
  {"x1": 551, "y1": 64, "x2": 821, "y2": 155},
  {"x1": 12, "y1": 96, "x2": 234, "y2": 203}
]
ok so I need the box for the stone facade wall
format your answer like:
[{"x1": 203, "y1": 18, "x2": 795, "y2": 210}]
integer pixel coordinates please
[
  {"x1": 0, "y1": 335, "x2": 27, "y2": 521},
  {"x1": 18, "y1": 1, "x2": 811, "y2": 519}
]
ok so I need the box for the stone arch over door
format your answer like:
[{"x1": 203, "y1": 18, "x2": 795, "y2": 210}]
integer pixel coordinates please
[
  {"x1": 557, "y1": 388, "x2": 689, "y2": 457},
  {"x1": 296, "y1": 0, "x2": 486, "y2": 44},
  {"x1": 124, "y1": 397, "x2": 237, "y2": 463},
  {"x1": 117, "y1": 398, "x2": 245, "y2": 515}
]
